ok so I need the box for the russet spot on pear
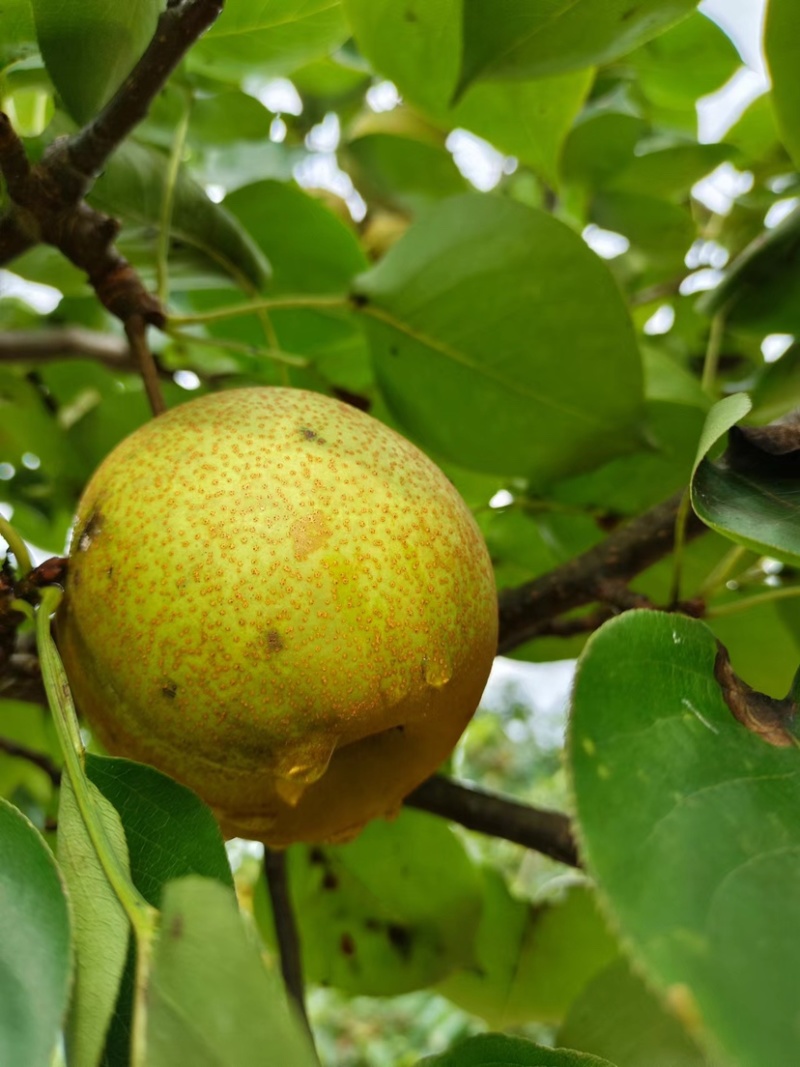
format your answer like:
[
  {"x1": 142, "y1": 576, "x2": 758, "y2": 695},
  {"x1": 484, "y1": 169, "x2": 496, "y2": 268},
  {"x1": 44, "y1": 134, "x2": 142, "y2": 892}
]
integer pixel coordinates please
[{"x1": 57, "y1": 387, "x2": 498, "y2": 845}]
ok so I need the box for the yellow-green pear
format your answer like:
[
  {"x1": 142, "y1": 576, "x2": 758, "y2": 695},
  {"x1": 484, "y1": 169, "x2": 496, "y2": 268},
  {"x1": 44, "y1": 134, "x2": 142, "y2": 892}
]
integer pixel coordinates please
[{"x1": 57, "y1": 387, "x2": 498, "y2": 845}]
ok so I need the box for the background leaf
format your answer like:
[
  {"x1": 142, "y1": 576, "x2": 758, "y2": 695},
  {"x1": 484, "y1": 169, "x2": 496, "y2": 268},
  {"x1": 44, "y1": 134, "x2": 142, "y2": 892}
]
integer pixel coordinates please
[
  {"x1": 32, "y1": 0, "x2": 160, "y2": 121},
  {"x1": 146, "y1": 876, "x2": 317, "y2": 1066},
  {"x1": 89, "y1": 140, "x2": 271, "y2": 293},
  {"x1": 458, "y1": 0, "x2": 698, "y2": 86},
  {"x1": 0, "y1": 797, "x2": 71, "y2": 1067},
  {"x1": 765, "y1": 0, "x2": 800, "y2": 169},
  {"x1": 255, "y1": 808, "x2": 483, "y2": 995},
  {"x1": 418, "y1": 1032, "x2": 618, "y2": 1066},
  {"x1": 344, "y1": 0, "x2": 590, "y2": 187},
  {"x1": 189, "y1": 0, "x2": 349, "y2": 81},
  {"x1": 559, "y1": 959, "x2": 715, "y2": 1067},
  {"x1": 354, "y1": 194, "x2": 644, "y2": 483}
]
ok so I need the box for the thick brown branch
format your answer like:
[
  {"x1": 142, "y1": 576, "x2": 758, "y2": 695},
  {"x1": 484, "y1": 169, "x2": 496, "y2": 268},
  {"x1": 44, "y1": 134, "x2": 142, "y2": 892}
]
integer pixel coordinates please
[
  {"x1": 0, "y1": 214, "x2": 35, "y2": 261},
  {"x1": 498, "y1": 490, "x2": 707, "y2": 654},
  {"x1": 0, "y1": 328, "x2": 131, "y2": 366},
  {"x1": 263, "y1": 848, "x2": 317, "y2": 1056},
  {"x1": 405, "y1": 775, "x2": 580, "y2": 868},
  {"x1": 67, "y1": 0, "x2": 225, "y2": 179},
  {"x1": 0, "y1": 735, "x2": 61, "y2": 786}
]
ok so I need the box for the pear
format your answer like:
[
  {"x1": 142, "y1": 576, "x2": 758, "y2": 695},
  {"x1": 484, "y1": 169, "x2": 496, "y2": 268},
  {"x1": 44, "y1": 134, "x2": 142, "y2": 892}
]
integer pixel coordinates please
[{"x1": 57, "y1": 387, "x2": 498, "y2": 845}]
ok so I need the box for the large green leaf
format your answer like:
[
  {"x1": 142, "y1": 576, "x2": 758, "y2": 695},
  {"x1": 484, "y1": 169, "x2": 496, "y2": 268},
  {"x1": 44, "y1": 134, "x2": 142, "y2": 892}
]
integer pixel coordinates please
[
  {"x1": 89, "y1": 140, "x2": 270, "y2": 292},
  {"x1": 458, "y1": 0, "x2": 697, "y2": 87},
  {"x1": 765, "y1": 0, "x2": 800, "y2": 169},
  {"x1": 255, "y1": 808, "x2": 482, "y2": 995},
  {"x1": 58, "y1": 774, "x2": 131, "y2": 1067},
  {"x1": 569, "y1": 610, "x2": 800, "y2": 1067},
  {"x1": 86, "y1": 755, "x2": 234, "y2": 906},
  {"x1": 32, "y1": 0, "x2": 159, "y2": 121},
  {"x1": 85, "y1": 756, "x2": 233, "y2": 1067},
  {"x1": 146, "y1": 876, "x2": 317, "y2": 1066},
  {"x1": 189, "y1": 0, "x2": 348, "y2": 81},
  {"x1": 559, "y1": 959, "x2": 715, "y2": 1067},
  {"x1": 438, "y1": 873, "x2": 618, "y2": 1026},
  {"x1": 353, "y1": 194, "x2": 645, "y2": 484},
  {"x1": 691, "y1": 404, "x2": 800, "y2": 566},
  {"x1": 344, "y1": 0, "x2": 590, "y2": 187},
  {"x1": 0, "y1": 797, "x2": 71, "y2": 1067},
  {"x1": 418, "y1": 1033, "x2": 618, "y2": 1066}
]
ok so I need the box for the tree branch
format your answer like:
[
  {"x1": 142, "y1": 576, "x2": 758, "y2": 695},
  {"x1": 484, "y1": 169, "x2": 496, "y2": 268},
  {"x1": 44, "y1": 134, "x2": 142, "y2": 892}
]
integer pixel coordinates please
[
  {"x1": 263, "y1": 848, "x2": 317, "y2": 1056},
  {"x1": 405, "y1": 775, "x2": 580, "y2": 868},
  {"x1": 497, "y1": 490, "x2": 707, "y2": 654},
  {"x1": 0, "y1": 735, "x2": 61, "y2": 786},
  {"x1": 0, "y1": 328, "x2": 132, "y2": 366}
]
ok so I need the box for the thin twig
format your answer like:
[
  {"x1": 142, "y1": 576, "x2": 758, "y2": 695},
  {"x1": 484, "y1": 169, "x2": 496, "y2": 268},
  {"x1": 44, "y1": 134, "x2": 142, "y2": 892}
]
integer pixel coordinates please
[
  {"x1": 125, "y1": 314, "x2": 166, "y2": 416},
  {"x1": 405, "y1": 775, "x2": 580, "y2": 868},
  {"x1": 263, "y1": 848, "x2": 317, "y2": 1056},
  {"x1": 0, "y1": 735, "x2": 61, "y2": 785},
  {"x1": 0, "y1": 328, "x2": 131, "y2": 366}
]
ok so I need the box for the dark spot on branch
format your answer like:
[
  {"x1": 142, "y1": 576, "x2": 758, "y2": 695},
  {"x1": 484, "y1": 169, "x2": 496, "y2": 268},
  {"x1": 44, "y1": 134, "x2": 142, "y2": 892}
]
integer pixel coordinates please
[
  {"x1": 161, "y1": 680, "x2": 178, "y2": 699},
  {"x1": 322, "y1": 870, "x2": 339, "y2": 890},
  {"x1": 308, "y1": 846, "x2": 325, "y2": 865},
  {"x1": 266, "y1": 629, "x2": 284, "y2": 653},
  {"x1": 169, "y1": 914, "x2": 183, "y2": 940}
]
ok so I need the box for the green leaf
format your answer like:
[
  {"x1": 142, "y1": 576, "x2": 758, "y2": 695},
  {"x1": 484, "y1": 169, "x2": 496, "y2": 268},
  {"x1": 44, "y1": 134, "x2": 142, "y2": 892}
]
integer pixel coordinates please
[
  {"x1": 146, "y1": 876, "x2": 317, "y2": 1066},
  {"x1": 344, "y1": 0, "x2": 590, "y2": 187},
  {"x1": 224, "y1": 179, "x2": 367, "y2": 294},
  {"x1": 559, "y1": 959, "x2": 714, "y2": 1067},
  {"x1": 89, "y1": 140, "x2": 270, "y2": 292},
  {"x1": 608, "y1": 144, "x2": 731, "y2": 201},
  {"x1": 691, "y1": 393, "x2": 752, "y2": 474},
  {"x1": 255, "y1": 808, "x2": 483, "y2": 995},
  {"x1": 0, "y1": 0, "x2": 38, "y2": 67},
  {"x1": 628, "y1": 12, "x2": 741, "y2": 113},
  {"x1": 765, "y1": 0, "x2": 800, "y2": 168},
  {"x1": 418, "y1": 1032, "x2": 618, "y2": 1066},
  {"x1": 691, "y1": 408, "x2": 800, "y2": 566},
  {"x1": 353, "y1": 194, "x2": 645, "y2": 484},
  {"x1": 86, "y1": 755, "x2": 234, "y2": 907},
  {"x1": 57, "y1": 774, "x2": 131, "y2": 1067},
  {"x1": 32, "y1": 0, "x2": 159, "y2": 121},
  {"x1": 569, "y1": 610, "x2": 800, "y2": 1067},
  {"x1": 458, "y1": 0, "x2": 697, "y2": 87},
  {"x1": 699, "y1": 206, "x2": 800, "y2": 333},
  {"x1": 561, "y1": 111, "x2": 649, "y2": 191},
  {"x1": 189, "y1": 0, "x2": 348, "y2": 81},
  {"x1": 438, "y1": 872, "x2": 618, "y2": 1027},
  {"x1": 344, "y1": 132, "x2": 470, "y2": 215},
  {"x1": 0, "y1": 797, "x2": 71, "y2": 1067},
  {"x1": 593, "y1": 192, "x2": 695, "y2": 271}
]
